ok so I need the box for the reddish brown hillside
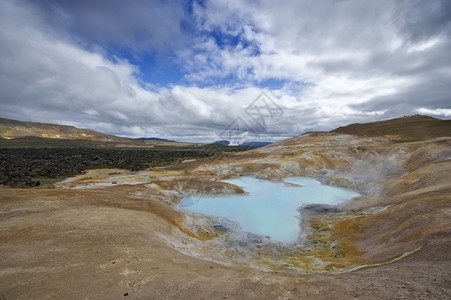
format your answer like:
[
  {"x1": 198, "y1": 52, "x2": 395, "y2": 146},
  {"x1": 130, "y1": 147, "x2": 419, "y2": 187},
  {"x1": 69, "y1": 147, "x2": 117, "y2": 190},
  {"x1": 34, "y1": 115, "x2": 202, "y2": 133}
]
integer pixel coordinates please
[
  {"x1": 0, "y1": 117, "x2": 134, "y2": 143},
  {"x1": 331, "y1": 115, "x2": 451, "y2": 139}
]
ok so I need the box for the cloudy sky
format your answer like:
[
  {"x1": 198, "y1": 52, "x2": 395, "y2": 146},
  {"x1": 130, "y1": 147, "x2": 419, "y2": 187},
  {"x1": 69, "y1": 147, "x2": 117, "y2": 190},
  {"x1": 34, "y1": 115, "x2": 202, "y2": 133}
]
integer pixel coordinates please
[{"x1": 1, "y1": 0, "x2": 450, "y2": 142}]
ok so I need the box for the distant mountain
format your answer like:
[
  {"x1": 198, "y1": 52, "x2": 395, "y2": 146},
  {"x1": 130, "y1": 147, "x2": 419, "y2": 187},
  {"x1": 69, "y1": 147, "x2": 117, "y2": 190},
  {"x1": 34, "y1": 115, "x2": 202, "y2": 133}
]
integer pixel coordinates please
[
  {"x1": 213, "y1": 140, "x2": 271, "y2": 147},
  {"x1": 213, "y1": 140, "x2": 230, "y2": 146},
  {"x1": 239, "y1": 141, "x2": 272, "y2": 147},
  {"x1": 0, "y1": 118, "x2": 130, "y2": 141},
  {"x1": 136, "y1": 137, "x2": 176, "y2": 142},
  {"x1": 0, "y1": 118, "x2": 202, "y2": 149},
  {"x1": 0, "y1": 117, "x2": 146, "y2": 147}
]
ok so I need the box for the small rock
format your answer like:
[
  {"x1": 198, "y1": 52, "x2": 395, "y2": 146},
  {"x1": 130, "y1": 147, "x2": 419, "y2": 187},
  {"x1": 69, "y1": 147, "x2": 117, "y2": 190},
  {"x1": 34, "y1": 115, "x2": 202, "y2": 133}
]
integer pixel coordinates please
[
  {"x1": 330, "y1": 243, "x2": 337, "y2": 249},
  {"x1": 303, "y1": 204, "x2": 339, "y2": 213},
  {"x1": 333, "y1": 252, "x2": 340, "y2": 258},
  {"x1": 213, "y1": 224, "x2": 227, "y2": 231},
  {"x1": 238, "y1": 241, "x2": 247, "y2": 247}
]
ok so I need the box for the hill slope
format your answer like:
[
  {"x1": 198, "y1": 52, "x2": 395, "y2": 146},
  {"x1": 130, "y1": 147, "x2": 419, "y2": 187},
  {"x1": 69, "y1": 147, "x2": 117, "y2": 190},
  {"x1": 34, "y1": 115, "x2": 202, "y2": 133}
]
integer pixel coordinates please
[
  {"x1": 0, "y1": 117, "x2": 136, "y2": 143},
  {"x1": 331, "y1": 115, "x2": 451, "y2": 140},
  {"x1": 0, "y1": 118, "x2": 202, "y2": 148}
]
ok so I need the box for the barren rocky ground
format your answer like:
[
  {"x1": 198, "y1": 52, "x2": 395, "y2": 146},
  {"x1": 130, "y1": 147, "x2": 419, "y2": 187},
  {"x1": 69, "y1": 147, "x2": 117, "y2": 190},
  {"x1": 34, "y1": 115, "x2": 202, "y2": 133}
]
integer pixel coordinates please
[
  {"x1": 0, "y1": 148, "x2": 210, "y2": 187},
  {"x1": 1, "y1": 116, "x2": 450, "y2": 299}
]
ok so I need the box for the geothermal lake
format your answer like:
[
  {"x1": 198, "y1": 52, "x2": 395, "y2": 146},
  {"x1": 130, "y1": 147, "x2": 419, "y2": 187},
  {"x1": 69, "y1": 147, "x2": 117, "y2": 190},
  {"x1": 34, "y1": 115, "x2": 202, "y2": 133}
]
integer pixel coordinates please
[{"x1": 180, "y1": 177, "x2": 359, "y2": 243}]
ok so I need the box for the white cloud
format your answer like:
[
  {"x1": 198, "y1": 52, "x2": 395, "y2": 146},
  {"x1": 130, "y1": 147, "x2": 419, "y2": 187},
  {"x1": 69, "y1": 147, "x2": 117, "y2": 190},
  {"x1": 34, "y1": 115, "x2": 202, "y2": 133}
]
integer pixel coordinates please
[
  {"x1": 415, "y1": 108, "x2": 451, "y2": 117},
  {"x1": 0, "y1": 0, "x2": 450, "y2": 143},
  {"x1": 183, "y1": 0, "x2": 450, "y2": 122}
]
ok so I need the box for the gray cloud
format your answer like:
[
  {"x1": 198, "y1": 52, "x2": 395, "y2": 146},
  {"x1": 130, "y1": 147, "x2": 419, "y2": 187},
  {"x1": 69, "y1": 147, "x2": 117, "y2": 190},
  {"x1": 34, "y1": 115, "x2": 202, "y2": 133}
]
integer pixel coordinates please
[
  {"x1": 25, "y1": 0, "x2": 192, "y2": 53},
  {"x1": 185, "y1": 0, "x2": 451, "y2": 120},
  {"x1": 393, "y1": 0, "x2": 451, "y2": 43},
  {"x1": 0, "y1": 0, "x2": 450, "y2": 143},
  {"x1": 352, "y1": 72, "x2": 451, "y2": 115}
]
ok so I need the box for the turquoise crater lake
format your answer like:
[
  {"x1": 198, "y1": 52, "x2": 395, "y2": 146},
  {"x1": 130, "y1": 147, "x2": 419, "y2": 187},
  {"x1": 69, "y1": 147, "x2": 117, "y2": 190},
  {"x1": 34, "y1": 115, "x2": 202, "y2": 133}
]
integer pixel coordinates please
[{"x1": 180, "y1": 177, "x2": 360, "y2": 243}]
